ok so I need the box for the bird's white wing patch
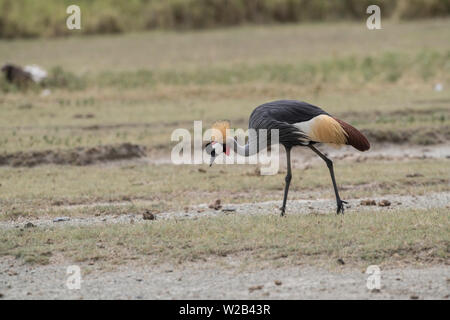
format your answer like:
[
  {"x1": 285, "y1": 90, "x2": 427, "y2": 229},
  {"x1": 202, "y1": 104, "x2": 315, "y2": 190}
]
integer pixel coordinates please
[{"x1": 293, "y1": 118, "x2": 315, "y2": 140}]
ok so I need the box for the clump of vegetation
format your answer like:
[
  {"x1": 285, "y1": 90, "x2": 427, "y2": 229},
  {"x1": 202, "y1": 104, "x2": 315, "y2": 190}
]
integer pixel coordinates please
[
  {"x1": 0, "y1": 76, "x2": 19, "y2": 93},
  {"x1": 42, "y1": 66, "x2": 86, "y2": 90},
  {"x1": 0, "y1": 0, "x2": 448, "y2": 38}
]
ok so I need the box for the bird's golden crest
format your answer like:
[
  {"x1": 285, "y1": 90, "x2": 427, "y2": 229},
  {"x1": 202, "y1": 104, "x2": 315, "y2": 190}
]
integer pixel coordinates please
[
  {"x1": 211, "y1": 121, "x2": 230, "y2": 142},
  {"x1": 310, "y1": 115, "x2": 348, "y2": 146}
]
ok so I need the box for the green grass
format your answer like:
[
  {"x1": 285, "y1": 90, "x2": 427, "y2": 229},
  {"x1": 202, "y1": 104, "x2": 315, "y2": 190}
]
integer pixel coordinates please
[
  {"x1": 2, "y1": 49, "x2": 449, "y2": 93},
  {"x1": 32, "y1": 50, "x2": 447, "y2": 89},
  {"x1": 1, "y1": 208, "x2": 448, "y2": 267},
  {"x1": 2, "y1": 19, "x2": 450, "y2": 72}
]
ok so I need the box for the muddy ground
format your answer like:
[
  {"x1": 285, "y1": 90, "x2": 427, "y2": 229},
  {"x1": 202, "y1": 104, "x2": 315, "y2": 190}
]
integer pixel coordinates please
[
  {"x1": 1, "y1": 142, "x2": 448, "y2": 167},
  {"x1": 0, "y1": 143, "x2": 146, "y2": 167}
]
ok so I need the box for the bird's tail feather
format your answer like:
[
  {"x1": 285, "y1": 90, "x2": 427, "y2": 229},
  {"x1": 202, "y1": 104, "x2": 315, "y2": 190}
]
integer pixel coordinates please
[{"x1": 333, "y1": 118, "x2": 370, "y2": 151}]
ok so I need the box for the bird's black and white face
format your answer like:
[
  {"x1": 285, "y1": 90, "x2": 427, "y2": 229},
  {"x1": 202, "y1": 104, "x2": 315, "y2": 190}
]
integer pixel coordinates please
[{"x1": 205, "y1": 141, "x2": 230, "y2": 166}]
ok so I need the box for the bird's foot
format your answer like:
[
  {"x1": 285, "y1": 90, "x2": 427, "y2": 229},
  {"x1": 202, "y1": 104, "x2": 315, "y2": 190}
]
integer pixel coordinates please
[
  {"x1": 336, "y1": 200, "x2": 348, "y2": 214},
  {"x1": 279, "y1": 206, "x2": 286, "y2": 217}
]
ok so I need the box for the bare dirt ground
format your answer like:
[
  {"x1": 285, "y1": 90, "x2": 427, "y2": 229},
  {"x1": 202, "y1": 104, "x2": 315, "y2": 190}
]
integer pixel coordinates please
[
  {"x1": 0, "y1": 256, "x2": 448, "y2": 299},
  {"x1": 1, "y1": 191, "x2": 449, "y2": 229}
]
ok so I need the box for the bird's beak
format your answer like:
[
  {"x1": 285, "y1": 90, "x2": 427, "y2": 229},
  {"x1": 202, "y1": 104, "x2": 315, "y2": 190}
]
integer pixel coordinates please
[{"x1": 209, "y1": 155, "x2": 217, "y2": 167}]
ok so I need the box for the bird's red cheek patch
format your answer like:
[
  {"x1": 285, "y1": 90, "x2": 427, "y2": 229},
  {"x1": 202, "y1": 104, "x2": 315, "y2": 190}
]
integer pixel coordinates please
[{"x1": 226, "y1": 146, "x2": 230, "y2": 155}]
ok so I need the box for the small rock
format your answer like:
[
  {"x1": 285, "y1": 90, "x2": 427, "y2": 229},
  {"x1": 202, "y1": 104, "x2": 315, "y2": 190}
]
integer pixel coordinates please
[
  {"x1": 143, "y1": 210, "x2": 156, "y2": 220},
  {"x1": 0, "y1": 293, "x2": 3, "y2": 298},
  {"x1": 248, "y1": 285, "x2": 264, "y2": 292},
  {"x1": 406, "y1": 173, "x2": 423, "y2": 178},
  {"x1": 371, "y1": 288, "x2": 381, "y2": 293},
  {"x1": 209, "y1": 199, "x2": 222, "y2": 210},
  {"x1": 378, "y1": 200, "x2": 391, "y2": 207},
  {"x1": 274, "y1": 280, "x2": 282, "y2": 286},
  {"x1": 24, "y1": 222, "x2": 35, "y2": 228},
  {"x1": 40, "y1": 89, "x2": 51, "y2": 97},
  {"x1": 222, "y1": 207, "x2": 236, "y2": 212},
  {"x1": 410, "y1": 295, "x2": 419, "y2": 300},
  {"x1": 434, "y1": 83, "x2": 443, "y2": 92},
  {"x1": 73, "y1": 113, "x2": 95, "y2": 119},
  {"x1": 53, "y1": 217, "x2": 70, "y2": 222},
  {"x1": 198, "y1": 168, "x2": 206, "y2": 173},
  {"x1": 337, "y1": 258, "x2": 345, "y2": 265},
  {"x1": 360, "y1": 199, "x2": 376, "y2": 206}
]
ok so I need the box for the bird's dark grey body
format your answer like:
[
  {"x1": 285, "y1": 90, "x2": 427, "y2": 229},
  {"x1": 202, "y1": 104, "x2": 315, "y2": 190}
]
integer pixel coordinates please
[{"x1": 248, "y1": 100, "x2": 328, "y2": 148}]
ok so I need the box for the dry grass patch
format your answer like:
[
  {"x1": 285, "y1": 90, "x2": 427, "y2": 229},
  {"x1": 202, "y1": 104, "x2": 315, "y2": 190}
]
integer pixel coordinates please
[
  {"x1": 0, "y1": 208, "x2": 447, "y2": 267},
  {"x1": 0, "y1": 158, "x2": 448, "y2": 220}
]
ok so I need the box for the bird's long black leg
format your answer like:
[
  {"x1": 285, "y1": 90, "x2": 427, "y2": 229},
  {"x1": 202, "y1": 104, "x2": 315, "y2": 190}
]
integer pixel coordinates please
[
  {"x1": 280, "y1": 146, "x2": 292, "y2": 217},
  {"x1": 308, "y1": 145, "x2": 347, "y2": 214}
]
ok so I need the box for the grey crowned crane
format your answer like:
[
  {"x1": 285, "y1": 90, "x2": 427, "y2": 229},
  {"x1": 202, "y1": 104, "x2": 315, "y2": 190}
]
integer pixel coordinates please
[{"x1": 206, "y1": 100, "x2": 370, "y2": 215}]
